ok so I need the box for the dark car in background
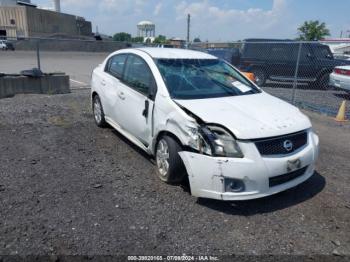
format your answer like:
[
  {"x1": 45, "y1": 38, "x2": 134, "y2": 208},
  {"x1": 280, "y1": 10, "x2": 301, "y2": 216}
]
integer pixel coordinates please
[
  {"x1": 237, "y1": 39, "x2": 350, "y2": 88},
  {"x1": 206, "y1": 48, "x2": 240, "y2": 66}
]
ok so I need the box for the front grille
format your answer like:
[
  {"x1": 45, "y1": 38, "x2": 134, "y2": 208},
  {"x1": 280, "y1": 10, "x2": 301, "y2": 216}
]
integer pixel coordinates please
[
  {"x1": 255, "y1": 131, "x2": 308, "y2": 156},
  {"x1": 269, "y1": 166, "x2": 309, "y2": 187}
]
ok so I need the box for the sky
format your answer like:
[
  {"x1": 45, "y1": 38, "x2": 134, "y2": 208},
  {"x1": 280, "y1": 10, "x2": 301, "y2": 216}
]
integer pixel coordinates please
[{"x1": 33, "y1": 0, "x2": 350, "y2": 41}]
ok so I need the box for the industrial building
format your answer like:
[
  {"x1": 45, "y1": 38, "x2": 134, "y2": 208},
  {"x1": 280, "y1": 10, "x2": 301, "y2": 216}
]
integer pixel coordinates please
[{"x1": 0, "y1": 0, "x2": 92, "y2": 39}]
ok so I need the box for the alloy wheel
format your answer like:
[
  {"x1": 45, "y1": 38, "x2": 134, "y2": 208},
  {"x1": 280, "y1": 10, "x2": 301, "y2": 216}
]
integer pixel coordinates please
[
  {"x1": 156, "y1": 139, "x2": 170, "y2": 177},
  {"x1": 94, "y1": 99, "x2": 102, "y2": 124}
]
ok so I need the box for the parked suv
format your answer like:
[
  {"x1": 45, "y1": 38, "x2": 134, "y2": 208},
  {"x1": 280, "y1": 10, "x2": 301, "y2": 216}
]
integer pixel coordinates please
[
  {"x1": 238, "y1": 39, "x2": 350, "y2": 88},
  {"x1": 91, "y1": 48, "x2": 319, "y2": 201},
  {"x1": 206, "y1": 48, "x2": 240, "y2": 66}
]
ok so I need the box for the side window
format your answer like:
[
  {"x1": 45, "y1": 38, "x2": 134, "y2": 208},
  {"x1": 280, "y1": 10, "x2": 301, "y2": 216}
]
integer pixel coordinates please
[
  {"x1": 123, "y1": 55, "x2": 155, "y2": 96},
  {"x1": 106, "y1": 54, "x2": 127, "y2": 79},
  {"x1": 300, "y1": 46, "x2": 311, "y2": 61},
  {"x1": 270, "y1": 44, "x2": 295, "y2": 61},
  {"x1": 245, "y1": 44, "x2": 270, "y2": 60}
]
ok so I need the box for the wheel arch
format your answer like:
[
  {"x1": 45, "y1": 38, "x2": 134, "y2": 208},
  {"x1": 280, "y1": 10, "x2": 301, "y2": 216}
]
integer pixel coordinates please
[
  {"x1": 153, "y1": 130, "x2": 184, "y2": 156},
  {"x1": 315, "y1": 68, "x2": 333, "y2": 80}
]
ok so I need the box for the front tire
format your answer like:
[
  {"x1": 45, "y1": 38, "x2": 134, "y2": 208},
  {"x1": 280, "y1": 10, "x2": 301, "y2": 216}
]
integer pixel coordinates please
[
  {"x1": 155, "y1": 136, "x2": 186, "y2": 184},
  {"x1": 93, "y1": 95, "x2": 107, "y2": 127}
]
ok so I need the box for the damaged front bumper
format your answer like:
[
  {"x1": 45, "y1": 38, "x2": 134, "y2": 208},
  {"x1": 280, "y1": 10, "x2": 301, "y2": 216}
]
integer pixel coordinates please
[{"x1": 179, "y1": 131, "x2": 319, "y2": 201}]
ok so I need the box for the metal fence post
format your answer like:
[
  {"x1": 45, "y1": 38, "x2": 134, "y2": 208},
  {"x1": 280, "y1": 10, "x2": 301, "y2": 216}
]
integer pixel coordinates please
[
  {"x1": 292, "y1": 42, "x2": 302, "y2": 105},
  {"x1": 36, "y1": 39, "x2": 41, "y2": 70}
]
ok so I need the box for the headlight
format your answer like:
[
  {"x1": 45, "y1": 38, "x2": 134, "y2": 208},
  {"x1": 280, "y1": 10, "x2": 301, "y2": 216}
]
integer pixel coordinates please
[{"x1": 187, "y1": 125, "x2": 244, "y2": 158}]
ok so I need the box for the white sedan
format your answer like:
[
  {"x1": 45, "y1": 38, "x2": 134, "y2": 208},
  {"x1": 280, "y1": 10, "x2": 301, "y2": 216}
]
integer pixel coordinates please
[
  {"x1": 91, "y1": 48, "x2": 319, "y2": 201},
  {"x1": 330, "y1": 66, "x2": 350, "y2": 92}
]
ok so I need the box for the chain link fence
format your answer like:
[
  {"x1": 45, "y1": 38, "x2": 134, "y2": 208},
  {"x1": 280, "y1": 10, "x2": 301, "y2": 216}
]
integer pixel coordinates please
[{"x1": 1, "y1": 37, "x2": 350, "y2": 118}]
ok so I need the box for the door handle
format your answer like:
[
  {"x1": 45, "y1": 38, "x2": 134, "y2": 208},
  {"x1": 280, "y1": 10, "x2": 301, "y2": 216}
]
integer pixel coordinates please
[
  {"x1": 118, "y1": 92, "x2": 126, "y2": 100},
  {"x1": 101, "y1": 80, "x2": 106, "y2": 86},
  {"x1": 143, "y1": 100, "x2": 150, "y2": 118}
]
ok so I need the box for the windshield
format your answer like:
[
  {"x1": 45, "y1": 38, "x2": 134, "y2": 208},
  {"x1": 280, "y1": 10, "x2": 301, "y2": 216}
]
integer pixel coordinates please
[{"x1": 156, "y1": 59, "x2": 261, "y2": 99}]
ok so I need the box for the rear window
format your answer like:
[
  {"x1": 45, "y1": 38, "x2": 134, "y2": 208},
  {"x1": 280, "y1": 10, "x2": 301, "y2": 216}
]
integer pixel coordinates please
[{"x1": 313, "y1": 45, "x2": 333, "y2": 59}]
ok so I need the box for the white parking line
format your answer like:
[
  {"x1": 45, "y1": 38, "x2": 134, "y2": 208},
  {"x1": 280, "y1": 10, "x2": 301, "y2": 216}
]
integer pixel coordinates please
[
  {"x1": 70, "y1": 79, "x2": 90, "y2": 90},
  {"x1": 70, "y1": 79, "x2": 88, "y2": 86}
]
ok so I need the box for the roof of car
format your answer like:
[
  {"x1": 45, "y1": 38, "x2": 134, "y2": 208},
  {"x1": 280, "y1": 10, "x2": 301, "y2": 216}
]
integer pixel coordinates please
[{"x1": 134, "y1": 47, "x2": 217, "y2": 59}]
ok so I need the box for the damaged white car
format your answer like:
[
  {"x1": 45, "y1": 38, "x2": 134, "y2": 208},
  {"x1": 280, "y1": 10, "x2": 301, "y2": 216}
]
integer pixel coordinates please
[{"x1": 91, "y1": 48, "x2": 319, "y2": 201}]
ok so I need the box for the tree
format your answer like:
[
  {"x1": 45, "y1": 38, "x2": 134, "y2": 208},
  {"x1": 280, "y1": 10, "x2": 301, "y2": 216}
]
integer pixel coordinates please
[
  {"x1": 131, "y1": 36, "x2": 144, "y2": 43},
  {"x1": 113, "y1": 32, "x2": 132, "y2": 42},
  {"x1": 153, "y1": 35, "x2": 168, "y2": 44},
  {"x1": 193, "y1": 37, "x2": 201, "y2": 43},
  {"x1": 297, "y1": 20, "x2": 330, "y2": 41}
]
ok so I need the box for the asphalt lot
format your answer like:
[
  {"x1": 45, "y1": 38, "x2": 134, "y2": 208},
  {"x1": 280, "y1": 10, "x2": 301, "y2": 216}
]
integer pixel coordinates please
[
  {"x1": 0, "y1": 51, "x2": 108, "y2": 88},
  {"x1": 0, "y1": 88, "x2": 350, "y2": 257},
  {"x1": 1, "y1": 51, "x2": 349, "y2": 118}
]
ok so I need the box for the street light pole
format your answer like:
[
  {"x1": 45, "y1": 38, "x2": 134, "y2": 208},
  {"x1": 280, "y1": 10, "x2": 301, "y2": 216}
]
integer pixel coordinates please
[{"x1": 187, "y1": 14, "x2": 190, "y2": 48}]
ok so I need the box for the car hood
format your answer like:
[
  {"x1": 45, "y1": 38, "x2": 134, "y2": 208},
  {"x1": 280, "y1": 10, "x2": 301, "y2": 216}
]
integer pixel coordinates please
[{"x1": 174, "y1": 92, "x2": 311, "y2": 140}]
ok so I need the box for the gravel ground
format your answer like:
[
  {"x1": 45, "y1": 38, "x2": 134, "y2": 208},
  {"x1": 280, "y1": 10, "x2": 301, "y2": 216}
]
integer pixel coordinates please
[{"x1": 0, "y1": 90, "x2": 349, "y2": 259}]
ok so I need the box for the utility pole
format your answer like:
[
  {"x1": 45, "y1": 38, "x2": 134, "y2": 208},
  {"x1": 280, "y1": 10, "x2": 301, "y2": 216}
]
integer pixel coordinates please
[{"x1": 187, "y1": 14, "x2": 190, "y2": 48}]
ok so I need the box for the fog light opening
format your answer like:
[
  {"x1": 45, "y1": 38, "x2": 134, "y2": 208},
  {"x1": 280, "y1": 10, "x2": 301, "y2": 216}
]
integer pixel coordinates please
[{"x1": 224, "y1": 178, "x2": 245, "y2": 193}]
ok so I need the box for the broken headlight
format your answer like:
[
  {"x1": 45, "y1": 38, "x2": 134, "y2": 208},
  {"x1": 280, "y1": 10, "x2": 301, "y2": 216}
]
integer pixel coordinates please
[{"x1": 187, "y1": 125, "x2": 244, "y2": 158}]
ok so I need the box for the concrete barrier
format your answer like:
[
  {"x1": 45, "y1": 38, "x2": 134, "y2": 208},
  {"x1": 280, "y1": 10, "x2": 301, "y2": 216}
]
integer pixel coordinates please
[{"x1": 0, "y1": 74, "x2": 70, "y2": 99}]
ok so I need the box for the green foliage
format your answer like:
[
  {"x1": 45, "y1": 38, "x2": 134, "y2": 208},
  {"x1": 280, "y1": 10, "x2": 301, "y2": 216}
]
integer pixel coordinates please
[
  {"x1": 153, "y1": 35, "x2": 168, "y2": 44},
  {"x1": 113, "y1": 32, "x2": 132, "y2": 42},
  {"x1": 131, "y1": 36, "x2": 144, "y2": 43},
  {"x1": 297, "y1": 20, "x2": 330, "y2": 41},
  {"x1": 193, "y1": 38, "x2": 201, "y2": 43}
]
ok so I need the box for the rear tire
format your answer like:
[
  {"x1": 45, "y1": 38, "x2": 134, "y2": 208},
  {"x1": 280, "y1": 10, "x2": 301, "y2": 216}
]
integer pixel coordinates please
[
  {"x1": 155, "y1": 136, "x2": 186, "y2": 184},
  {"x1": 93, "y1": 95, "x2": 107, "y2": 127},
  {"x1": 251, "y1": 69, "x2": 267, "y2": 86}
]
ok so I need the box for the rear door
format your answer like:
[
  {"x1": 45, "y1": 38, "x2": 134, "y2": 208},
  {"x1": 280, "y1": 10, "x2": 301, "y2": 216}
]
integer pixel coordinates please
[
  {"x1": 100, "y1": 53, "x2": 128, "y2": 121},
  {"x1": 296, "y1": 44, "x2": 318, "y2": 80},
  {"x1": 268, "y1": 43, "x2": 297, "y2": 79},
  {"x1": 116, "y1": 54, "x2": 156, "y2": 146}
]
